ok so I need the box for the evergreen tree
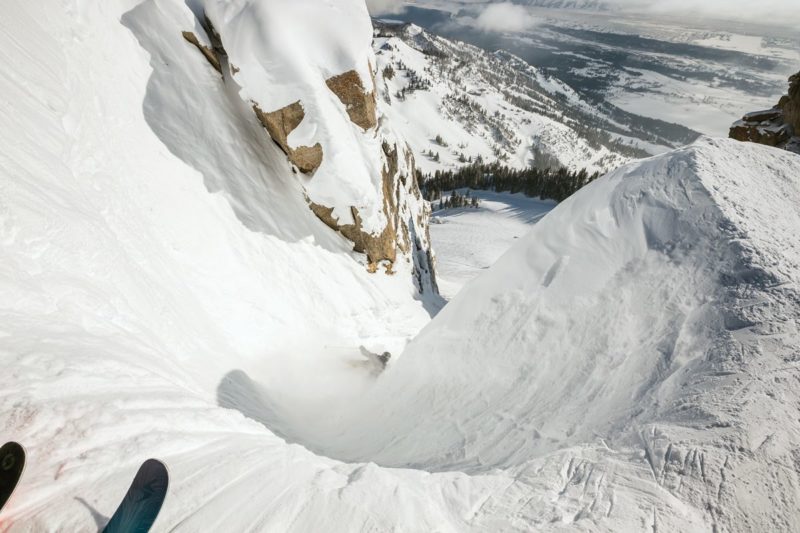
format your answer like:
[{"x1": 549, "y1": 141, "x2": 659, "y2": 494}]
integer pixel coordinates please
[{"x1": 420, "y1": 161, "x2": 600, "y2": 204}]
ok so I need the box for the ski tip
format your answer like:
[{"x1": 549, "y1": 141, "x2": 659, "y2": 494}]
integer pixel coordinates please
[
  {"x1": 0, "y1": 442, "x2": 25, "y2": 473},
  {"x1": 141, "y1": 458, "x2": 169, "y2": 480},
  {"x1": 142, "y1": 458, "x2": 166, "y2": 469},
  {"x1": 102, "y1": 458, "x2": 169, "y2": 533},
  {"x1": 0, "y1": 441, "x2": 24, "y2": 455},
  {"x1": 0, "y1": 441, "x2": 26, "y2": 514}
]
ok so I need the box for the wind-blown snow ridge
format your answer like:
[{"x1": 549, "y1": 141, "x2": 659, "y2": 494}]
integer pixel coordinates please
[
  {"x1": 3, "y1": 0, "x2": 800, "y2": 531},
  {"x1": 311, "y1": 137, "x2": 800, "y2": 530}
]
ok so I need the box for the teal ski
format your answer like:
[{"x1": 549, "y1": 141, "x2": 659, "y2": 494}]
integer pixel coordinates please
[{"x1": 103, "y1": 459, "x2": 168, "y2": 533}]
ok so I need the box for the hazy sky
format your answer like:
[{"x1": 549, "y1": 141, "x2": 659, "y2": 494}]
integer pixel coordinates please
[
  {"x1": 366, "y1": 0, "x2": 800, "y2": 29},
  {"x1": 366, "y1": 0, "x2": 406, "y2": 14}
]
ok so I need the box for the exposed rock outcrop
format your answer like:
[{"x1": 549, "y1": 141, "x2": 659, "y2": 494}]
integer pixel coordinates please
[
  {"x1": 306, "y1": 138, "x2": 437, "y2": 292},
  {"x1": 326, "y1": 70, "x2": 378, "y2": 130},
  {"x1": 252, "y1": 102, "x2": 323, "y2": 174},
  {"x1": 729, "y1": 108, "x2": 791, "y2": 146},
  {"x1": 309, "y1": 203, "x2": 396, "y2": 266},
  {"x1": 183, "y1": 15, "x2": 324, "y2": 175},
  {"x1": 181, "y1": 31, "x2": 221, "y2": 74},
  {"x1": 308, "y1": 143, "x2": 407, "y2": 268},
  {"x1": 730, "y1": 71, "x2": 800, "y2": 154},
  {"x1": 180, "y1": 11, "x2": 437, "y2": 291},
  {"x1": 779, "y1": 71, "x2": 800, "y2": 135}
]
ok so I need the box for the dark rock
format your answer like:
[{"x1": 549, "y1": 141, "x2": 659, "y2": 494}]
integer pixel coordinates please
[
  {"x1": 742, "y1": 108, "x2": 783, "y2": 123},
  {"x1": 781, "y1": 72, "x2": 800, "y2": 134},
  {"x1": 730, "y1": 71, "x2": 800, "y2": 153},
  {"x1": 730, "y1": 120, "x2": 791, "y2": 147},
  {"x1": 181, "y1": 31, "x2": 222, "y2": 74}
]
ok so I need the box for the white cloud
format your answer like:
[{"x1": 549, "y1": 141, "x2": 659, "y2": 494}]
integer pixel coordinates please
[
  {"x1": 366, "y1": 0, "x2": 406, "y2": 15},
  {"x1": 450, "y1": 0, "x2": 800, "y2": 28},
  {"x1": 474, "y1": 3, "x2": 539, "y2": 33}
]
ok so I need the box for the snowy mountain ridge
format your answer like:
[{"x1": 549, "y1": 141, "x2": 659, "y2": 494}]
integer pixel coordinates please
[{"x1": 372, "y1": 21, "x2": 661, "y2": 175}]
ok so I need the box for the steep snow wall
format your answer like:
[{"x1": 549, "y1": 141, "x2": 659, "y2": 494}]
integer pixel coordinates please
[
  {"x1": 0, "y1": 0, "x2": 442, "y2": 529},
  {"x1": 314, "y1": 138, "x2": 800, "y2": 531}
]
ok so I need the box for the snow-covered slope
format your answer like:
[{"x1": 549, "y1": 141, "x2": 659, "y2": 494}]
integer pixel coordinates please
[
  {"x1": 0, "y1": 0, "x2": 436, "y2": 529},
  {"x1": 306, "y1": 138, "x2": 800, "y2": 531},
  {"x1": 430, "y1": 191, "x2": 554, "y2": 299},
  {"x1": 176, "y1": 1, "x2": 438, "y2": 279},
  {"x1": 373, "y1": 22, "x2": 648, "y2": 175},
  {"x1": 3, "y1": 0, "x2": 800, "y2": 531},
  {"x1": 199, "y1": 0, "x2": 377, "y2": 230}
]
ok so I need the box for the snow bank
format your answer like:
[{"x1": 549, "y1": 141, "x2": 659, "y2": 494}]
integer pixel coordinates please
[{"x1": 317, "y1": 138, "x2": 800, "y2": 531}]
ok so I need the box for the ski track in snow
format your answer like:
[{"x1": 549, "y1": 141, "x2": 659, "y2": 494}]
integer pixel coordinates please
[{"x1": 2, "y1": 0, "x2": 800, "y2": 532}]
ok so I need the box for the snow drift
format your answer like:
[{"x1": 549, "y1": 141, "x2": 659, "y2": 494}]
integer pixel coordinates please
[
  {"x1": 319, "y1": 137, "x2": 800, "y2": 531},
  {"x1": 2, "y1": 0, "x2": 800, "y2": 531}
]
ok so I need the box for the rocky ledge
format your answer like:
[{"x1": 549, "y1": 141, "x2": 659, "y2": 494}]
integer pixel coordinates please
[{"x1": 730, "y1": 72, "x2": 800, "y2": 154}]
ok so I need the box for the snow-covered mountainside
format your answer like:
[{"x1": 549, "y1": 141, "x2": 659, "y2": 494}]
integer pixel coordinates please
[
  {"x1": 177, "y1": 1, "x2": 438, "y2": 282},
  {"x1": 373, "y1": 22, "x2": 649, "y2": 175},
  {"x1": 4, "y1": 0, "x2": 800, "y2": 531},
  {"x1": 309, "y1": 138, "x2": 800, "y2": 531}
]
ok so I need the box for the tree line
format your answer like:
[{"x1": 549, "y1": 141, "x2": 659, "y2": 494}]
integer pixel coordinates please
[
  {"x1": 420, "y1": 161, "x2": 600, "y2": 204},
  {"x1": 435, "y1": 189, "x2": 480, "y2": 211}
]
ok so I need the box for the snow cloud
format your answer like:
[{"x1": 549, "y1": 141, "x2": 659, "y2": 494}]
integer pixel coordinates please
[
  {"x1": 474, "y1": 3, "x2": 539, "y2": 33},
  {"x1": 365, "y1": 0, "x2": 406, "y2": 15}
]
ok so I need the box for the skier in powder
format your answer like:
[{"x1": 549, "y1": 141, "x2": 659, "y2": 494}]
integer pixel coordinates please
[{"x1": 359, "y1": 346, "x2": 392, "y2": 374}]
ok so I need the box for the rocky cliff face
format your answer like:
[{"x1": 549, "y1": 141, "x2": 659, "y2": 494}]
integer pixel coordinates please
[
  {"x1": 730, "y1": 71, "x2": 800, "y2": 154},
  {"x1": 180, "y1": 3, "x2": 437, "y2": 292},
  {"x1": 779, "y1": 71, "x2": 800, "y2": 138}
]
